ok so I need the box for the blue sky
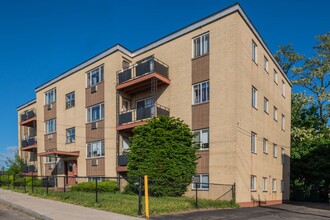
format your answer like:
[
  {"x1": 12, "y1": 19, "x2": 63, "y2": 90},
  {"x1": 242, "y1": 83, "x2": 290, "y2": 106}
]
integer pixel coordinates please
[{"x1": 0, "y1": 0, "x2": 329, "y2": 167}]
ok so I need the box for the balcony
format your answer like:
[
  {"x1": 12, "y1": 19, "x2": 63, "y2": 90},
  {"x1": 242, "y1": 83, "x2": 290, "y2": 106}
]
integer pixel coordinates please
[
  {"x1": 117, "y1": 104, "x2": 170, "y2": 131},
  {"x1": 20, "y1": 109, "x2": 36, "y2": 127},
  {"x1": 117, "y1": 155, "x2": 128, "y2": 172},
  {"x1": 116, "y1": 58, "x2": 170, "y2": 94},
  {"x1": 22, "y1": 164, "x2": 37, "y2": 174},
  {"x1": 21, "y1": 137, "x2": 37, "y2": 151}
]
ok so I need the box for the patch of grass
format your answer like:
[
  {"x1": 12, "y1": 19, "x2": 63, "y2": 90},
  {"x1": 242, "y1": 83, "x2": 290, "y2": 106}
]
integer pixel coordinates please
[{"x1": 3, "y1": 186, "x2": 237, "y2": 216}]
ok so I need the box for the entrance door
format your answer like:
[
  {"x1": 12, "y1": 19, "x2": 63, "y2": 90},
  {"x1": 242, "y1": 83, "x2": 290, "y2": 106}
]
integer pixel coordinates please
[{"x1": 65, "y1": 160, "x2": 77, "y2": 185}]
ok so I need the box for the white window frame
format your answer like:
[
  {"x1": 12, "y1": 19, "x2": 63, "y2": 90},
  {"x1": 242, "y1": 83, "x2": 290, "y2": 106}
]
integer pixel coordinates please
[
  {"x1": 252, "y1": 41, "x2": 257, "y2": 63},
  {"x1": 264, "y1": 97, "x2": 269, "y2": 113},
  {"x1": 45, "y1": 155, "x2": 56, "y2": 163},
  {"x1": 273, "y1": 144, "x2": 277, "y2": 158},
  {"x1": 192, "y1": 174, "x2": 209, "y2": 190},
  {"x1": 86, "y1": 140, "x2": 105, "y2": 158},
  {"x1": 87, "y1": 65, "x2": 104, "y2": 87},
  {"x1": 263, "y1": 138, "x2": 268, "y2": 154},
  {"x1": 281, "y1": 148, "x2": 285, "y2": 164},
  {"x1": 252, "y1": 86, "x2": 258, "y2": 109},
  {"x1": 193, "y1": 128, "x2": 209, "y2": 149},
  {"x1": 192, "y1": 81, "x2": 209, "y2": 104},
  {"x1": 192, "y1": 33, "x2": 209, "y2": 58},
  {"x1": 87, "y1": 103, "x2": 104, "y2": 123},
  {"x1": 45, "y1": 88, "x2": 56, "y2": 105},
  {"x1": 272, "y1": 179, "x2": 277, "y2": 192},
  {"x1": 251, "y1": 132, "x2": 257, "y2": 153},
  {"x1": 66, "y1": 92, "x2": 75, "y2": 109},
  {"x1": 281, "y1": 114, "x2": 285, "y2": 131},
  {"x1": 45, "y1": 118, "x2": 56, "y2": 134},
  {"x1": 282, "y1": 80, "x2": 286, "y2": 97},
  {"x1": 273, "y1": 106, "x2": 278, "y2": 121},
  {"x1": 262, "y1": 177, "x2": 267, "y2": 192},
  {"x1": 264, "y1": 56, "x2": 269, "y2": 72},
  {"x1": 274, "y1": 70, "x2": 278, "y2": 84},
  {"x1": 251, "y1": 175, "x2": 256, "y2": 191},
  {"x1": 66, "y1": 127, "x2": 75, "y2": 144}
]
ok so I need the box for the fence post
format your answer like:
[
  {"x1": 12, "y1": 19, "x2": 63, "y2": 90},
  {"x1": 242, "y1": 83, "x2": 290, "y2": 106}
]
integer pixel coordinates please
[
  {"x1": 138, "y1": 176, "x2": 142, "y2": 216},
  {"x1": 32, "y1": 176, "x2": 34, "y2": 193},
  {"x1": 195, "y1": 182, "x2": 198, "y2": 209},
  {"x1": 24, "y1": 177, "x2": 27, "y2": 193},
  {"x1": 63, "y1": 176, "x2": 66, "y2": 193},
  {"x1": 7, "y1": 174, "x2": 10, "y2": 189},
  {"x1": 144, "y1": 175, "x2": 149, "y2": 219},
  {"x1": 46, "y1": 176, "x2": 49, "y2": 195},
  {"x1": 13, "y1": 175, "x2": 16, "y2": 189},
  {"x1": 95, "y1": 178, "x2": 98, "y2": 203}
]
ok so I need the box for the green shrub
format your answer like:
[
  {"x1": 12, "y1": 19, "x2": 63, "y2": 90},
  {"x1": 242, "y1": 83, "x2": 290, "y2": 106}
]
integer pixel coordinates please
[{"x1": 71, "y1": 181, "x2": 118, "y2": 193}]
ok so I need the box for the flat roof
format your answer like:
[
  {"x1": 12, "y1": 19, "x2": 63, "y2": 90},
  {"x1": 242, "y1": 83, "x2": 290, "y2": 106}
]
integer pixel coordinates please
[
  {"x1": 17, "y1": 99, "x2": 36, "y2": 111},
  {"x1": 33, "y1": 3, "x2": 291, "y2": 93}
]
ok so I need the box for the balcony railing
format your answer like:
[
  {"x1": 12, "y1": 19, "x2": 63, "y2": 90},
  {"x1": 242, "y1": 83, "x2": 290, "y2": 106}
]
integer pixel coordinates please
[
  {"x1": 22, "y1": 165, "x2": 37, "y2": 173},
  {"x1": 118, "y1": 155, "x2": 128, "y2": 166},
  {"x1": 20, "y1": 109, "x2": 36, "y2": 122},
  {"x1": 118, "y1": 104, "x2": 170, "y2": 125},
  {"x1": 21, "y1": 137, "x2": 36, "y2": 148},
  {"x1": 117, "y1": 57, "x2": 169, "y2": 85}
]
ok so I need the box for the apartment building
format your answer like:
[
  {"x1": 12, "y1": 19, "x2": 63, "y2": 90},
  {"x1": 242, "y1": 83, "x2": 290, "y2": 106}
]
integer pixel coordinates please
[{"x1": 17, "y1": 3, "x2": 291, "y2": 206}]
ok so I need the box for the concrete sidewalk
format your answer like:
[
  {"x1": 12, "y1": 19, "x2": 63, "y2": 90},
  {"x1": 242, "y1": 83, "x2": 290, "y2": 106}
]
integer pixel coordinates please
[{"x1": 0, "y1": 189, "x2": 141, "y2": 220}]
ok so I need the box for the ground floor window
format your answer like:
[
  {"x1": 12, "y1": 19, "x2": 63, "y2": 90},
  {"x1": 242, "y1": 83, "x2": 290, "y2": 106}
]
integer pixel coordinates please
[
  {"x1": 88, "y1": 177, "x2": 104, "y2": 182},
  {"x1": 192, "y1": 174, "x2": 209, "y2": 189}
]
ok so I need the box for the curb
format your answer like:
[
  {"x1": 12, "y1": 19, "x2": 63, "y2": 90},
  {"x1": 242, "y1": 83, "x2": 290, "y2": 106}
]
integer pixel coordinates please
[{"x1": 0, "y1": 198, "x2": 52, "y2": 220}]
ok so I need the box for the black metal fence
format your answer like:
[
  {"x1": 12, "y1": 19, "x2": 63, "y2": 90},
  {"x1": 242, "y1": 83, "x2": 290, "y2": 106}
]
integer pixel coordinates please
[{"x1": 0, "y1": 174, "x2": 235, "y2": 216}]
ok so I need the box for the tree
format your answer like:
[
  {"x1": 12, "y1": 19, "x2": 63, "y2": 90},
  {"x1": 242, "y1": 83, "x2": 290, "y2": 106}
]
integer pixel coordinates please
[
  {"x1": 274, "y1": 44, "x2": 304, "y2": 75},
  {"x1": 4, "y1": 152, "x2": 24, "y2": 175},
  {"x1": 127, "y1": 115, "x2": 198, "y2": 197}
]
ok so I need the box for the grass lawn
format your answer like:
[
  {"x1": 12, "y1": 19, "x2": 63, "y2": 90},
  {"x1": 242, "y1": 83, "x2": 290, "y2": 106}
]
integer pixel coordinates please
[{"x1": 5, "y1": 186, "x2": 238, "y2": 216}]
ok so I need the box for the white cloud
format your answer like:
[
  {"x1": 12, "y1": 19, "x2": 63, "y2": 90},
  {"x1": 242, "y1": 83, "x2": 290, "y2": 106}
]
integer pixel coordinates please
[{"x1": 0, "y1": 146, "x2": 18, "y2": 168}]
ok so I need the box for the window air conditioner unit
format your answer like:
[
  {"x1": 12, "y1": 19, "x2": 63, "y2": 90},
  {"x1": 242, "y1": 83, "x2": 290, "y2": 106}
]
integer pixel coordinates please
[
  {"x1": 91, "y1": 122, "x2": 98, "y2": 130},
  {"x1": 92, "y1": 159, "x2": 98, "y2": 166},
  {"x1": 91, "y1": 85, "x2": 98, "y2": 93},
  {"x1": 48, "y1": 104, "x2": 53, "y2": 110},
  {"x1": 47, "y1": 134, "x2": 53, "y2": 140}
]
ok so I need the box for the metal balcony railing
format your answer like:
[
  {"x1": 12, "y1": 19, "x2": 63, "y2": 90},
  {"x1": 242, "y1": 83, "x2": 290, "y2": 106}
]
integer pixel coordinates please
[
  {"x1": 22, "y1": 165, "x2": 37, "y2": 173},
  {"x1": 20, "y1": 109, "x2": 36, "y2": 122},
  {"x1": 118, "y1": 104, "x2": 170, "y2": 125},
  {"x1": 21, "y1": 137, "x2": 36, "y2": 148},
  {"x1": 118, "y1": 155, "x2": 128, "y2": 166},
  {"x1": 117, "y1": 57, "x2": 169, "y2": 85}
]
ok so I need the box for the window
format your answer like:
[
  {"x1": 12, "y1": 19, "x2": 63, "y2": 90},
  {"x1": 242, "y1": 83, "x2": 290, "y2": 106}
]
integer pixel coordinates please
[
  {"x1": 66, "y1": 127, "x2": 75, "y2": 144},
  {"x1": 274, "y1": 70, "x2": 278, "y2": 84},
  {"x1": 45, "y1": 88, "x2": 56, "y2": 105},
  {"x1": 87, "y1": 103, "x2": 104, "y2": 122},
  {"x1": 87, "y1": 65, "x2": 104, "y2": 87},
  {"x1": 46, "y1": 155, "x2": 56, "y2": 163},
  {"x1": 264, "y1": 97, "x2": 269, "y2": 113},
  {"x1": 193, "y1": 128, "x2": 209, "y2": 149},
  {"x1": 66, "y1": 92, "x2": 75, "y2": 109},
  {"x1": 251, "y1": 132, "x2": 257, "y2": 153},
  {"x1": 273, "y1": 144, "x2": 277, "y2": 158},
  {"x1": 262, "y1": 177, "x2": 267, "y2": 192},
  {"x1": 272, "y1": 179, "x2": 277, "y2": 192},
  {"x1": 281, "y1": 114, "x2": 285, "y2": 130},
  {"x1": 264, "y1": 56, "x2": 269, "y2": 72},
  {"x1": 88, "y1": 177, "x2": 104, "y2": 182},
  {"x1": 45, "y1": 118, "x2": 56, "y2": 134},
  {"x1": 251, "y1": 175, "x2": 256, "y2": 191},
  {"x1": 252, "y1": 41, "x2": 257, "y2": 63},
  {"x1": 122, "y1": 137, "x2": 130, "y2": 151},
  {"x1": 87, "y1": 140, "x2": 105, "y2": 158},
  {"x1": 281, "y1": 148, "x2": 285, "y2": 164},
  {"x1": 192, "y1": 81, "x2": 209, "y2": 104},
  {"x1": 263, "y1": 138, "x2": 268, "y2": 154},
  {"x1": 282, "y1": 80, "x2": 286, "y2": 97},
  {"x1": 281, "y1": 180, "x2": 284, "y2": 192},
  {"x1": 192, "y1": 174, "x2": 209, "y2": 189},
  {"x1": 273, "y1": 106, "x2": 278, "y2": 121},
  {"x1": 252, "y1": 86, "x2": 257, "y2": 109},
  {"x1": 193, "y1": 33, "x2": 209, "y2": 58}
]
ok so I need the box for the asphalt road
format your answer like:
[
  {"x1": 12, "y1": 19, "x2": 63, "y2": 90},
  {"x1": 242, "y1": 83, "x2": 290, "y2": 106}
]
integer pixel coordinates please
[
  {"x1": 0, "y1": 204, "x2": 34, "y2": 220},
  {"x1": 152, "y1": 202, "x2": 330, "y2": 220}
]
